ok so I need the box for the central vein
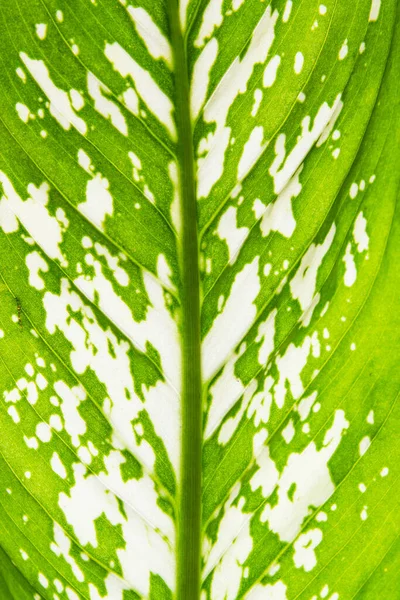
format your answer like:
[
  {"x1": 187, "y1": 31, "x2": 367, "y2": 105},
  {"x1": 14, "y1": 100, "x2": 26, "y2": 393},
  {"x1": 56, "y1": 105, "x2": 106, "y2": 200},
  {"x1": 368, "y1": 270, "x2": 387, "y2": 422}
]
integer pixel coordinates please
[{"x1": 168, "y1": 2, "x2": 203, "y2": 598}]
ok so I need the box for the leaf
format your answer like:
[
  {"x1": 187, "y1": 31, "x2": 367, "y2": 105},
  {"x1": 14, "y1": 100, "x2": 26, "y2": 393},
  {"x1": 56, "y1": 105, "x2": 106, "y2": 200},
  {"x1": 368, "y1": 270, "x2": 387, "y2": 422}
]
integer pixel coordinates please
[{"x1": 0, "y1": 1, "x2": 399, "y2": 599}]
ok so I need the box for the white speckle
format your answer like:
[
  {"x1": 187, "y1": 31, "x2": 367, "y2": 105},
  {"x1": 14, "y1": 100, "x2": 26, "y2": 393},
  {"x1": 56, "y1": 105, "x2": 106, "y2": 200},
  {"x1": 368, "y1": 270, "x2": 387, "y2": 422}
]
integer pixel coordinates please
[
  {"x1": 366, "y1": 410, "x2": 374, "y2": 425},
  {"x1": 20, "y1": 549, "x2": 29, "y2": 560},
  {"x1": 282, "y1": 0, "x2": 293, "y2": 22},
  {"x1": 380, "y1": 467, "x2": 389, "y2": 477},
  {"x1": 359, "y1": 41, "x2": 366, "y2": 54},
  {"x1": 359, "y1": 436, "x2": 371, "y2": 456},
  {"x1": 297, "y1": 91, "x2": 306, "y2": 103},
  {"x1": 190, "y1": 38, "x2": 218, "y2": 121},
  {"x1": 369, "y1": 0, "x2": 381, "y2": 22},
  {"x1": 332, "y1": 148, "x2": 340, "y2": 159},
  {"x1": 293, "y1": 529, "x2": 322, "y2": 571},
  {"x1": 263, "y1": 55, "x2": 281, "y2": 87},
  {"x1": 127, "y1": 7, "x2": 172, "y2": 68},
  {"x1": 349, "y1": 183, "x2": 358, "y2": 199},
  {"x1": 39, "y1": 573, "x2": 49, "y2": 588},
  {"x1": 40, "y1": 130, "x2": 47, "y2": 138},
  {"x1": 319, "y1": 5, "x2": 327, "y2": 15},
  {"x1": 331, "y1": 504, "x2": 337, "y2": 511},
  {"x1": 35, "y1": 23, "x2": 47, "y2": 40},
  {"x1": 294, "y1": 52, "x2": 304, "y2": 74},
  {"x1": 332, "y1": 129, "x2": 340, "y2": 140},
  {"x1": 343, "y1": 243, "x2": 356, "y2": 287},
  {"x1": 359, "y1": 483, "x2": 366, "y2": 493},
  {"x1": 350, "y1": 342, "x2": 356, "y2": 351},
  {"x1": 321, "y1": 584, "x2": 329, "y2": 598},
  {"x1": 338, "y1": 39, "x2": 348, "y2": 60},
  {"x1": 25, "y1": 471, "x2": 31, "y2": 479},
  {"x1": 56, "y1": 10, "x2": 64, "y2": 22},
  {"x1": 16, "y1": 103, "x2": 31, "y2": 123},
  {"x1": 316, "y1": 511, "x2": 327, "y2": 522},
  {"x1": 360, "y1": 506, "x2": 368, "y2": 521},
  {"x1": 16, "y1": 67, "x2": 26, "y2": 82}
]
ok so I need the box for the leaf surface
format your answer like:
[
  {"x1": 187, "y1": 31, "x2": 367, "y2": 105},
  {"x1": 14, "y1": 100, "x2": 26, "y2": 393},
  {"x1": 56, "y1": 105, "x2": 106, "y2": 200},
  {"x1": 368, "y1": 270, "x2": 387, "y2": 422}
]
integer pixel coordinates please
[{"x1": 0, "y1": 1, "x2": 399, "y2": 599}]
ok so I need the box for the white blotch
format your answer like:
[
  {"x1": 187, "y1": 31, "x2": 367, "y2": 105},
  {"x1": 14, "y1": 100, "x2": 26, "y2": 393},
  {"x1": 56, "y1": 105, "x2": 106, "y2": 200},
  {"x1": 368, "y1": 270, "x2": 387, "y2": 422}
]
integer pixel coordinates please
[
  {"x1": 294, "y1": 52, "x2": 304, "y2": 74},
  {"x1": 39, "y1": 573, "x2": 49, "y2": 588},
  {"x1": 122, "y1": 86, "x2": 139, "y2": 116},
  {"x1": 105, "y1": 42, "x2": 176, "y2": 139},
  {"x1": 56, "y1": 10, "x2": 64, "y2": 22},
  {"x1": 197, "y1": 6, "x2": 279, "y2": 199},
  {"x1": 70, "y1": 89, "x2": 84, "y2": 111},
  {"x1": 195, "y1": 0, "x2": 224, "y2": 47},
  {"x1": 238, "y1": 126, "x2": 267, "y2": 180},
  {"x1": 25, "y1": 251, "x2": 49, "y2": 290},
  {"x1": 251, "y1": 89, "x2": 263, "y2": 117},
  {"x1": 216, "y1": 206, "x2": 249, "y2": 264},
  {"x1": 359, "y1": 436, "x2": 371, "y2": 456},
  {"x1": 282, "y1": 0, "x2": 293, "y2": 22},
  {"x1": 87, "y1": 72, "x2": 127, "y2": 136},
  {"x1": 127, "y1": 7, "x2": 172, "y2": 68},
  {"x1": 282, "y1": 420, "x2": 295, "y2": 444},
  {"x1": 202, "y1": 258, "x2": 260, "y2": 381},
  {"x1": 16, "y1": 67, "x2": 26, "y2": 82},
  {"x1": 290, "y1": 224, "x2": 336, "y2": 327},
  {"x1": 51, "y1": 523, "x2": 84, "y2": 582},
  {"x1": 297, "y1": 391, "x2": 318, "y2": 421},
  {"x1": 367, "y1": 410, "x2": 374, "y2": 424},
  {"x1": 7, "y1": 406, "x2": 20, "y2": 423},
  {"x1": 353, "y1": 212, "x2": 369, "y2": 253},
  {"x1": 0, "y1": 174, "x2": 67, "y2": 265},
  {"x1": 77, "y1": 172, "x2": 113, "y2": 230},
  {"x1": 246, "y1": 581, "x2": 288, "y2": 600},
  {"x1": 77, "y1": 149, "x2": 93, "y2": 173},
  {"x1": 190, "y1": 38, "x2": 218, "y2": 120},
  {"x1": 35, "y1": 24, "x2": 47, "y2": 40},
  {"x1": 338, "y1": 39, "x2": 348, "y2": 60},
  {"x1": 293, "y1": 529, "x2": 322, "y2": 571},
  {"x1": 20, "y1": 53, "x2": 87, "y2": 134},
  {"x1": 369, "y1": 0, "x2": 381, "y2": 21},
  {"x1": 343, "y1": 243, "x2": 356, "y2": 287},
  {"x1": 51, "y1": 452, "x2": 67, "y2": 479},
  {"x1": 263, "y1": 55, "x2": 281, "y2": 87},
  {"x1": 169, "y1": 161, "x2": 181, "y2": 234},
  {"x1": 349, "y1": 182, "x2": 358, "y2": 199},
  {"x1": 256, "y1": 308, "x2": 277, "y2": 365},
  {"x1": 16, "y1": 103, "x2": 32, "y2": 123}
]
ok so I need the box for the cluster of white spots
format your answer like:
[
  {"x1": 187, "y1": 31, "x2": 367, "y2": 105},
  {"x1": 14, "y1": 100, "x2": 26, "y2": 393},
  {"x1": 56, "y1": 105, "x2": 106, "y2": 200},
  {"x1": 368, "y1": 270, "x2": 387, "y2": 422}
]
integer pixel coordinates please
[
  {"x1": 85, "y1": 238, "x2": 129, "y2": 287},
  {"x1": 343, "y1": 243, "x2": 356, "y2": 287},
  {"x1": 195, "y1": 0, "x2": 224, "y2": 47},
  {"x1": 105, "y1": 42, "x2": 176, "y2": 139},
  {"x1": 35, "y1": 23, "x2": 47, "y2": 40},
  {"x1": 191, "y1": 38, "x2": 218, "y2": 120},
  {"x1": 0, "y1": 173, "x2": 67, "y2": 264},
  {"x1": 51, "y1": 524, "x2": 84, "y2": 582},
  {"x1": 282, "y1": 0, "x2": 293, "y2": 22},
  {"x1": 197, "y1": 6, "x2": 279, "y2": 199},
  {"x1": 359, "y1": 435, "x2": 371, "y2": 456},
  {"x1": 127, "y1": 6, "x2": 172, "y2": 68},
  {"x1": 274, "y1": 332, "x2": 320, "y2": 408},
  {"x1": 269, "y1": 94, "x2": 343, "y2": 194},
  {"x1": 25, "y1": 251, "x2": 49, "y2": 290},
  {"x1": 216, "y1": 206, "x2": 249, "y2": 264},
  {"x1": 87, "y1": 72, "x2": 127, "y2": 136},
  {"x1": 290, "y1": 224, "x2": 336, "y2": 327},
  {"x1": 20, "y1": 53, "x2": 87, "y2": 134},
  {"x1": 263, "y1": 55, "x2": 281, "y2": 87},
  {"x1": 293, "y1": 528, "x2": 323, "y2": 571},
  {"x1": 218, "y1": 380, "x2": 257, "y2": 445},
  {"x1": 43, "y1": 260, "x2": 180, "y2": 470},
  {"x1": 254, "y1": 165, "x2": 303, "y2": 240},
  {"x1": 317, "y1": 98, "x2": 344, "y2": 147},
  {"x1": 238, "y1": 126, "x2": 267, "y2": 180},
  {"x1": 338, "y1": 39, "x2": 348, "y2": 60},
  {"x1": 204, "y1": 487, "x2": 253, "y2": 599},
  {"x1": 260, "y1": 410, "x2": 349, "y2": 543},
  {"x1": 247, "y1": 375, "x2": 275, "y2": 427},
  {"x1": 59, "y1": 456, "x2": 174, "y2": 597},
  {"x1": 294, "y1": 52, "x2": 304, "y2": 75},
  {"x1": 353, "y1": 212, "x2": 369, "y2": 253},
  {"x1": 202, "y1": 257, "x2": 260, "y2": 381},
  {"x1": 251, "y1": 89, "x2": 263, "y2": 117},
  {"x1": 369, "y1": 0, "x2": 381, "y2": 22}
]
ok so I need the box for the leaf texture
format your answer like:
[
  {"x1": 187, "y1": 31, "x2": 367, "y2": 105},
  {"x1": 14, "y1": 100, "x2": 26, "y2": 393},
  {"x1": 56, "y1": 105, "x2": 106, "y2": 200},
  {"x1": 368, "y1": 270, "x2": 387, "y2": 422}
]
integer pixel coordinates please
[{"x1": 0, "y1": 1, "x2": 399, "y2": 599}]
